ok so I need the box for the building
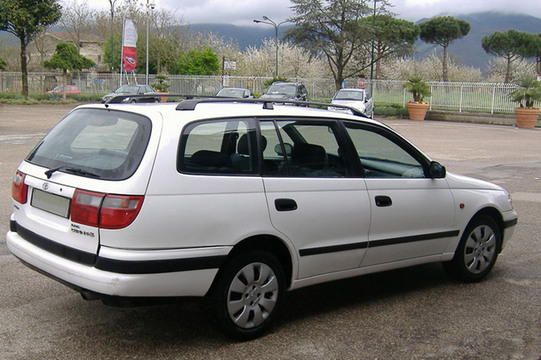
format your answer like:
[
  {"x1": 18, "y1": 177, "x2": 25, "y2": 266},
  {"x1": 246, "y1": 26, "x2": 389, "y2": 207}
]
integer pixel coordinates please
[{"x1": 27, "y1": 31, "x2": 105, "y2": 71}]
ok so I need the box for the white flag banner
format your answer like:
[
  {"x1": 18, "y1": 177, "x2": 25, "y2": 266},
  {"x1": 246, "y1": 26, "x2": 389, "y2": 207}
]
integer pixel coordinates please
[{"x1": 122, "y1": 19, "x2": 138, "y2": 47}]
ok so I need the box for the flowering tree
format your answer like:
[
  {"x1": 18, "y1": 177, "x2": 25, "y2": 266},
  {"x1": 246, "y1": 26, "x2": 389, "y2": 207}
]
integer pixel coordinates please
[{"x1": 238, "y1": 39, "x2": 329, "y2": 79}]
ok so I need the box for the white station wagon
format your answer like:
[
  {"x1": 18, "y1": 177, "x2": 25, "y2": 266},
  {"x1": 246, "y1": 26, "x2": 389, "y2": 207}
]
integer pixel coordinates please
[{"x1": 7, "y1": 97, "x2": 517, "y2": 339}]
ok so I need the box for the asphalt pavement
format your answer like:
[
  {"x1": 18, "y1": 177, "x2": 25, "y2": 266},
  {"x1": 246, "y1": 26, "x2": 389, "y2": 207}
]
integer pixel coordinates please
[{"x1": 0, "y1": 104, "x2": 540, "y2": 359}]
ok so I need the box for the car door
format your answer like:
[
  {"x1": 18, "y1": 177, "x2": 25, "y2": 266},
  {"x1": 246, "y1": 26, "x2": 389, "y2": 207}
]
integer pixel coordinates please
[
  {"x1": 364, "y1": 91, "x2": 374, "y2": 117},
  {"x1": 342, "y1": 121, "x2": 457, "y2": 267},
  {"x1": 260, "y1": 118, "x2": 371, "y2": 279}
]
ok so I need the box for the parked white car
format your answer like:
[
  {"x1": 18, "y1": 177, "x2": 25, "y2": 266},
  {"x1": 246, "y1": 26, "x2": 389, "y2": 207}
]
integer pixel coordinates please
[
  {"x1": 329, "y1": 88, "x2": 374, "y2": 118},
  {"x1": 7, "y1": 97, "x2": 517, "y2": 340}
]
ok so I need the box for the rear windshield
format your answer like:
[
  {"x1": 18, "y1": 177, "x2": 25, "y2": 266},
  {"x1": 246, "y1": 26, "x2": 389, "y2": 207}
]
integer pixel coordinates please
[{"x1": 26, "y1": 108, "x2": 152, "y2": 180}]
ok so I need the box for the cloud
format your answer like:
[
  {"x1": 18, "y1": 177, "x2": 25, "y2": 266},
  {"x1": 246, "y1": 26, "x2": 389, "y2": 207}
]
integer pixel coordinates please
[
  {"x1": 392, "y1": 0, "x2": 541, "y2": 20},
  {"x1": 79, "y1": 0, "x2": 541, "y2": 25},
  {"x1": 160, "y1": 0, "x2": 294, "y2": 26}
]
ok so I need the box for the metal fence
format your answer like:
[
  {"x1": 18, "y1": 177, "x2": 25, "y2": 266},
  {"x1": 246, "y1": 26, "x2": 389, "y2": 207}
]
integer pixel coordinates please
[{"x1": 0, "y1": 71, "x2": 527, "y2": 114}]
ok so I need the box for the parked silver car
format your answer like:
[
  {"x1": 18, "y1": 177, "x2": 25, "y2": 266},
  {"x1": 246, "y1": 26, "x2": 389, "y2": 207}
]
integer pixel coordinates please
[
  {"x1": 329, "y1": 88, "x2": 374, "y2": 118},
  {"x1": 216, "y1": 87, "x2": 254, "y2": 98}
]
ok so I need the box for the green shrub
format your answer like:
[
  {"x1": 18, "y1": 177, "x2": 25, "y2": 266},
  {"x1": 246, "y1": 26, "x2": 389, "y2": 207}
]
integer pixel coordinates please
[
  {"x1": 374, "y1": 106, "x2": 386, "y2": 115},
  {"x1": 396, "y1": 107, "x2": 409, "y2": 117},
  {"x1": 383, "y1": 107, "x2": 397, "y2": 116}
]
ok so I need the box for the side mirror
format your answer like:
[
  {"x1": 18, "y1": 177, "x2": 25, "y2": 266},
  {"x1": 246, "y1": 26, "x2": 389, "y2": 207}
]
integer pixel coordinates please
[{"x1": 428, "y1": 161, "x2": 446, "y2": 178}]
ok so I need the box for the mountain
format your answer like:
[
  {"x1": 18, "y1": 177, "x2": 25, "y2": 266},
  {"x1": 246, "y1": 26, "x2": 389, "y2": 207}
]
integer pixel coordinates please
[
  {"x1": 189, "y1": 23, "x2": 293, "y2": 50},
  {"x1": 414, "y1": 12, "x2": 541, "y2": 73}
]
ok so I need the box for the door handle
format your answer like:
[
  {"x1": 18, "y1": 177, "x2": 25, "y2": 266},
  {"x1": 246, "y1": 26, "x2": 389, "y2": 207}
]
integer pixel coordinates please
[
  {"x1": 375, "y1": 195, "x2": 392, "y2": 207},
  {"x1": 275, "y1": 198, "x2": 298, "y2": 212}
]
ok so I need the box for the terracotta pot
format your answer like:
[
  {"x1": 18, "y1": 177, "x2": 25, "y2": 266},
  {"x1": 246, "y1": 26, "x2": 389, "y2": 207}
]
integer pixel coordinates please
[
  {"x1": 158, "y1": 91, "x2": 169, "y2": 103},
  {"x1": 406, "y1": 102, "x2": 429, "y2": 120},
  {"x1": 514, "y1": 107, "x2": 540, "y2": 128}
]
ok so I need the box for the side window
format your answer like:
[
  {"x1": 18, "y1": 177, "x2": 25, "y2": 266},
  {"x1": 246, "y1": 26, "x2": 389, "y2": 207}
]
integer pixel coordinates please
[
  {"x1": 261, "y1": 119, "x2": 348, "y2": 177},
  {"x1": 344, "y1": 123, "x2": 425, "y2": 178},
  {"x1": 178, "y1": 119, "x2": 258, "y2": 175},
  {"x1": 260, "y1": 121, "x2": 288, "y2": 176}
]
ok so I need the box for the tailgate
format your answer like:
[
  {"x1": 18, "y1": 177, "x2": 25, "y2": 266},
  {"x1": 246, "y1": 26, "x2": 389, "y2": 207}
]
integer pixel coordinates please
[{"x1": 13, "y1": 174, "x2": 99, "y2": 261}]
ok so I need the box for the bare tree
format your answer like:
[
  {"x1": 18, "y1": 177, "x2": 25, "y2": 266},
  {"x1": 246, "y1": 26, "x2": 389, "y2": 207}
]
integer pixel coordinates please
[{"x1": 58, "y1": 0, "x2": 95, "y2": 53}]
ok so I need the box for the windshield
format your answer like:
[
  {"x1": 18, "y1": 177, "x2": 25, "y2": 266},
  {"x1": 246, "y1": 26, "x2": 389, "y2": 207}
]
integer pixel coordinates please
[
  {"x1": 218, "y1": 89, "x2": 244, "y2": 97},
  {"x1": 114, "y1": 85, "x2": 139, "y2": 94},
  {"x1": 267, "y1": 84, "x2": 296, "y2": 96},
  {"x1": 26, "y1": 108, "x2": 152, "y2": 180},
  {"x1": 334, "y1": 90, "x2": 364, "y2": 101}
]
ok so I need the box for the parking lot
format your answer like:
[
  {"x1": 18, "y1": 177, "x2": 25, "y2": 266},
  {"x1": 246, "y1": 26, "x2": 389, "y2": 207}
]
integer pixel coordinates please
[{"x1": 0, "y1": 104, "x2": 540, "y2": 359}]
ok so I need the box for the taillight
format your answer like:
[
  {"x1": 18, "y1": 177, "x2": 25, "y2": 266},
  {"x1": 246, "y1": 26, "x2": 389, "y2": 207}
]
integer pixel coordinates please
[
  {"x1": 99, "y1": 194, "x2": 144, "y2": 229},
  {"x1": 71, "y1": 189, "x2": 144, "y2": 229},
  {"x1": 71, "y1": 190, "x2": 105, "y2": 227},
  {"x1": 12, "y1": 171, "x2": 28, "y2": 204}
]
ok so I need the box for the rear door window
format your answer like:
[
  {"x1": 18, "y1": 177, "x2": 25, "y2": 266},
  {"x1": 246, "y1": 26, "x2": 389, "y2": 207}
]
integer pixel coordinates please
[
  {"x1": 26, "y1": 109, "x2": 151, "y2": 180},
  {"x1": 177, "y1": 118, "x2": 259, "y2": 175}
]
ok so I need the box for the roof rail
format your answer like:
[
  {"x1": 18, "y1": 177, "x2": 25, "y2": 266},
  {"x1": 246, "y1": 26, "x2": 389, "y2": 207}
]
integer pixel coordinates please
[{"x1": 103, "y1": 94, "x2": 368, "y2": 118}]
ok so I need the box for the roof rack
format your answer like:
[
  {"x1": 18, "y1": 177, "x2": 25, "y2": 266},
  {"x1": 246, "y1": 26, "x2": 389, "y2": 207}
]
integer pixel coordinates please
[{"x1": 103, "y1": 94, "x2": 368, "y2": 118}]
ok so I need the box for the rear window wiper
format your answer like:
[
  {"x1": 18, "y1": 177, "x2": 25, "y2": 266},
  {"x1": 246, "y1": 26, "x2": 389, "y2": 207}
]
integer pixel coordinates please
[{"x1": 45, "y1": 166, "x2": 101, "y2": 179}]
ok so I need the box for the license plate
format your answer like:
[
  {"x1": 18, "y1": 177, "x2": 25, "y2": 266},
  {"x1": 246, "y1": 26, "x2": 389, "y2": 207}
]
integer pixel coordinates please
[{"x1": 31, "y1": 189, "x2": 70, "y2": 218}]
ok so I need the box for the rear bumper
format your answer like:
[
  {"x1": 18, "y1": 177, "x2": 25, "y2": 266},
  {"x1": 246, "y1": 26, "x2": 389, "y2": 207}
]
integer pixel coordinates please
[{"x1": 6, "y1": 222, "x2": 229, "y2": 298}]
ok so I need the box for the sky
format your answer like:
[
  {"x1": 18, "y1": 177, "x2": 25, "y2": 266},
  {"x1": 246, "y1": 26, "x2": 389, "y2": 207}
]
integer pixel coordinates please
[{"x1": 86, "y1": 0, "x2": 541, "y2": 26}]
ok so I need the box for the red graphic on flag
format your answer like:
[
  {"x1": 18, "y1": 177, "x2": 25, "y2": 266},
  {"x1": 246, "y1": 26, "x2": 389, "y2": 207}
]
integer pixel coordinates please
[{"x1": 123, "y1": 47, "x2": 137, "y2": 71}]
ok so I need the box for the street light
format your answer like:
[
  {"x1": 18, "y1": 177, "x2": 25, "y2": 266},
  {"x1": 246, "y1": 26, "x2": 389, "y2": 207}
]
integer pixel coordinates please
[
  {"x1": 253, "y1": 16, "x2": 289, "y2": 78},
  {"x1": 146, "y1": 0, "x2": 155, "y2": 85},
  {"x1": 369, "y1": 0, "x2": 378, "y2": 98},
  {"x1": 108, "y1": 0, "x2": 118, "y2": 72}
]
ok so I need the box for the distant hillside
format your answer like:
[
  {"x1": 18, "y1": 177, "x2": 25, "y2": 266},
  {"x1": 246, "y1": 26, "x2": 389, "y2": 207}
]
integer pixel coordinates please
[
  {"x1": 414, "y1": 12, "x2": 541, "y2": 73},
  {"x1": 189, "y1": 23, "x2": 293, "y2": 50}
]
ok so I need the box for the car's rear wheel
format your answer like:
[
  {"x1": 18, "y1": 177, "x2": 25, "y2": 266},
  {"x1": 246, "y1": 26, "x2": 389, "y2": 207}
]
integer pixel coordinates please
[
  {"x1": 444, "y1": 215, "x2": 501, "y2": 282},
  {"x1": 208, "y1": 250, "x2": 285, "y2": 340}
]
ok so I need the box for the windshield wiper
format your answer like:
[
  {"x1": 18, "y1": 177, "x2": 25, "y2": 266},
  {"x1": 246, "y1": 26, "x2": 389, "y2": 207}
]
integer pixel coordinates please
[{"x1": 45, "y1": 166, "x2": 101, "y2": 179}]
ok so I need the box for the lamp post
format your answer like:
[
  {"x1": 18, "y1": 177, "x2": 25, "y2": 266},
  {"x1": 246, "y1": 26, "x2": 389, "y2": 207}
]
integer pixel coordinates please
[
  {"x1": 369, "y1": 0, "x2": 378, "y2": 97},
  {"x1": 108, "y1": 0, "x2": 117, "y2": 72},
  {"x1": 145, "y1": 0, "x2": 155, "y2": 85},
  {"x1": 253, "y1": 16, "x2": 289, "y2": 78}
]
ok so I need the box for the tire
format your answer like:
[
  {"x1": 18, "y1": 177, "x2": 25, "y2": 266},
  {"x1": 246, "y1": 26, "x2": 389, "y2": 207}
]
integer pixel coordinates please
[
  {"x1": 207, "y1": 250, "x2": 285, "y2": 340},
  {"x1": 444, "y1": 216, "x2": 501, "y2": 282}
]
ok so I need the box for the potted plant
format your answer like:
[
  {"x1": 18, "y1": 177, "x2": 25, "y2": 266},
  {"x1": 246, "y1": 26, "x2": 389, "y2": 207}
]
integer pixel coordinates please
[
  {"x1": 403, "y1": 76, "x2": 431, "y2": 120},
  {"x1": 152, "y1": 73, "x2": 171, "y2": 102},
  {"x1": 508, "y1": 76, "x2": 541, "y2": 128}
]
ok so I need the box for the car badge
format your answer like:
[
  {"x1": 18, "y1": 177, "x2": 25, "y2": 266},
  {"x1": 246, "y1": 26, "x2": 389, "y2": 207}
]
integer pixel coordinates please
[{"x1": 42, "y1": 182, "x2": 50, "y2": 191}]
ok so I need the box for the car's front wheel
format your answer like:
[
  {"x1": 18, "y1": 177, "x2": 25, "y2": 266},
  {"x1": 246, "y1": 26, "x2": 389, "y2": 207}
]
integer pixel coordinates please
[
  {"x1": 444, "y1": 215, "x2": 501, "y2": 282},
  {"x1": 208, "y1": 250, "x2": 285, "y2": 340}
]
